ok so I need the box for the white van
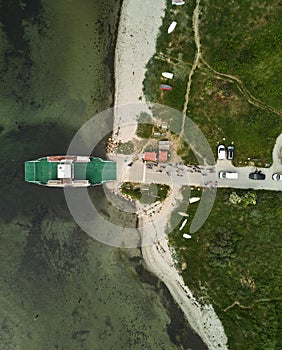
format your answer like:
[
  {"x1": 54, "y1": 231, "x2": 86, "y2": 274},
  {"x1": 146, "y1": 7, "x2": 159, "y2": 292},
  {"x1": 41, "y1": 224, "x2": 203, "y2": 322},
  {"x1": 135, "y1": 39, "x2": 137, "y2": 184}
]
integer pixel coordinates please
[{"x1": 219, "y1": 171, "x2": 238, "y2": 180}]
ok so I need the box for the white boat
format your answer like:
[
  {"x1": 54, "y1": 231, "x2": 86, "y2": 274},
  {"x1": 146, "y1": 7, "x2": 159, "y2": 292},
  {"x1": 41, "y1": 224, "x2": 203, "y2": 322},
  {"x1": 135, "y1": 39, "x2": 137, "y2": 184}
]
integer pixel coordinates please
[
  {"x1": 178, "y1": 211, "x2": 189, "y2": 217},
  {"x1": 172, "y1": 0, "x2": 185, "y2": 5},
  {"x1": 183, "y1": 233, "x2": 191, "y2": 239},
  {"x1": 189, "y1": 197, "x2": 200, "y2": 204},
  {"x1": 179, "y1": 219, "x2": 187, "y2": 231},
  {"x1": 168, "y1": 21, "x2": 177, "y2": 34},
  {"x1": 162, "y1": 72, "x2": 174, "y2": 79}
]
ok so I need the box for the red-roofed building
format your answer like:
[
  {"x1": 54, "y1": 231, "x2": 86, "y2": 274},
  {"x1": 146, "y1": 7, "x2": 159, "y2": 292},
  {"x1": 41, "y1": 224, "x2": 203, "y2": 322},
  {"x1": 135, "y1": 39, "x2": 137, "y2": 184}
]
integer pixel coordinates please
[
  {"x1": 158, "y1": 151, "x2": 168, "y2": 162},
  {"x1": 143, "y1": 152, "x2": 157, "y2": 162}
]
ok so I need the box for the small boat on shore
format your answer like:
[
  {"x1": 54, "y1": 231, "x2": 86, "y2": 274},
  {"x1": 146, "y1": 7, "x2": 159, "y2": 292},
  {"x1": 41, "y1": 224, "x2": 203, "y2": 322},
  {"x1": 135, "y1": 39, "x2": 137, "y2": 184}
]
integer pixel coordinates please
[
  {"x1": 160, "y1": 84, "x2": 173, "y2": 91},
  {"x1": 172, "y1": 0, "x2": 185, "y2": 5},
  {"x1": 168, "y1": 21, "x2": 177, "y2": 34},
  {"x1": 179, "y1": 219, "x2": 187, "y2": 231},
  {"x1": 178, "y1": 211, "x2": 189, "y2": 217},
  {"x1": 162, "y1": 72, "x2": 174, "y2": 79},
  {"x1": 189, "y1": 197, "x2": 200, "y2": 203}
]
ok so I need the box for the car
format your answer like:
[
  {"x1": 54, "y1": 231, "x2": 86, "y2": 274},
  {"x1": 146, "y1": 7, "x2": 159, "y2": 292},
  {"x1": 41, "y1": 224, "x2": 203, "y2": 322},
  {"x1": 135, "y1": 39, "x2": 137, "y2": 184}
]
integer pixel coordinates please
[
  {"x1": 219, "y1": 171, "x2": 238, "y2": 179},
  {"x1": 249, "y1": 171, "x2": 265, "y2": 180},
  {"x1": 227, "y1": 146, "x2": 234, "y2": 160},
  {"x1": 217, "y1": 145, "x2": 226, "y2": 160},
  {"x1": 272, "y1": 173, "x2": 282, "y2": 181}
]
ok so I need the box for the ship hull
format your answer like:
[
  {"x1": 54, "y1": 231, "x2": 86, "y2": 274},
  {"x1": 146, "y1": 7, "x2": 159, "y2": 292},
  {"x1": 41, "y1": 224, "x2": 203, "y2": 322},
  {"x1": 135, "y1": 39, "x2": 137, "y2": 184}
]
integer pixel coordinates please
[{"x1": 24, "y1": 155, "x2": 116, "y2": 187}]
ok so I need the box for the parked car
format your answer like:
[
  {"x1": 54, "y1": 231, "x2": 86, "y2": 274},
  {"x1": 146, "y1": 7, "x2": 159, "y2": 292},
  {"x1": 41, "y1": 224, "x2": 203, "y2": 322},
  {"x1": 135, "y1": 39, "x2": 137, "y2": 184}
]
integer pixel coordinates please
[
  {"x1": 219, "y1": 171, "x2": 238, "y2": 179},
  {"x1": 272, "y1": 173, "x2": 282, "y2": 181},
  {"x1": 217, "y1": 145, "x2": 225, "y2": 160},
  {"x1": 249, "y1": 171, "x2": 265, "y2": 180},
  {"x1": 227, "y1": 146, "x2": 234, "y2": 160}
]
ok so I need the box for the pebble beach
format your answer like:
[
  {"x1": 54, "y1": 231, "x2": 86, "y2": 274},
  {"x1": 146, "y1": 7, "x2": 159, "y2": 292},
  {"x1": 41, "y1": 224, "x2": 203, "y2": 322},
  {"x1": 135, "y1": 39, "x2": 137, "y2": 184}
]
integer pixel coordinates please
[{"x1": 113, "y1": 0, "x2": 228, "y2": 348}]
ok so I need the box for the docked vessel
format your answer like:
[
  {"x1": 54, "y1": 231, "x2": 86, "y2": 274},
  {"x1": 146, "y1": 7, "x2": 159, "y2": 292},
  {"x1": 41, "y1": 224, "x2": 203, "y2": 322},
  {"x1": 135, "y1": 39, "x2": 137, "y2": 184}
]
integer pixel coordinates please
[{"x1": 24, "y1": 155, "x2": 116, "y2": 187}]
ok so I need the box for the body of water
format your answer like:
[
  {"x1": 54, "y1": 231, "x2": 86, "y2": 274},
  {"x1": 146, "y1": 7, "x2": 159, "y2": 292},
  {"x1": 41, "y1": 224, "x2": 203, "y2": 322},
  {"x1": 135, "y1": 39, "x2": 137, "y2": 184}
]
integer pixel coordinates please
[{"x1": 0, "y1": 1, "x2": 207, "y2": 349}]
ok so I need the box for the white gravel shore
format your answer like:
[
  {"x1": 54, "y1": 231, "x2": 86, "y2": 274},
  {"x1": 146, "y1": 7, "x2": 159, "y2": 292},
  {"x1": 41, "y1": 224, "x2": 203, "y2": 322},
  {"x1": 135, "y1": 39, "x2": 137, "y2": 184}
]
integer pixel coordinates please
[
  {"x1": 112, "y1": 0, "x2": 228, "y2": 348},
  {"x1": 113, "y1": 0, "x2": 166, "y2": 142}
]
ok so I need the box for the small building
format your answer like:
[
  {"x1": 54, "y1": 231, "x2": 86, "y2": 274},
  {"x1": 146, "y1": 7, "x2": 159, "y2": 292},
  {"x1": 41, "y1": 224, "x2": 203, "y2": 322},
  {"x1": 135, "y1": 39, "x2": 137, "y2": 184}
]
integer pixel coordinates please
[
  {"x1": 158, "y1": 151, "x2": 168, "y2": 162},
  {"x1": 143, "y1": 152, "x2": 157, "y2": 162},
  {"x1": 158, "y1": 140, "x2": 171, "y2": 151},
  {"x1": 160, "y1": 123, "x2": 168, "y2": 130}
]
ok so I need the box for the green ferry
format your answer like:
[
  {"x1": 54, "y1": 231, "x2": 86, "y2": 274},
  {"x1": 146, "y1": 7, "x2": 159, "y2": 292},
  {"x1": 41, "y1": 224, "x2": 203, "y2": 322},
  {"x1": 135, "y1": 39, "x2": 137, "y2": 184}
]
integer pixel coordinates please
[{"x1": 24, "y1": 155, "x2": 116, "y2": 187}]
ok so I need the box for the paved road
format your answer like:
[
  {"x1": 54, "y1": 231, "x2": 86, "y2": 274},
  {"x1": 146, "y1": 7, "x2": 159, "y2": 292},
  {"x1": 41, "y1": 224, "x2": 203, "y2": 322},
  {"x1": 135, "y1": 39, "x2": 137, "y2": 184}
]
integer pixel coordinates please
[{"x1": 107, "y1": 133, "x2": 282, "y2": 191}]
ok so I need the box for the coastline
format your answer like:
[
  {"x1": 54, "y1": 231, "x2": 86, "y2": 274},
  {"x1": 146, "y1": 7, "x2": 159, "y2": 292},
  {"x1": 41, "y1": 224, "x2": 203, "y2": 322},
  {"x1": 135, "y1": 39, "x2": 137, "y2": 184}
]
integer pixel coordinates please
[
  {"x1": 113, "y1": 0, "x2": 166, "y2": 142},
  {"x1": 112, "y1": 0, "x2": 228, "y2": 349}
]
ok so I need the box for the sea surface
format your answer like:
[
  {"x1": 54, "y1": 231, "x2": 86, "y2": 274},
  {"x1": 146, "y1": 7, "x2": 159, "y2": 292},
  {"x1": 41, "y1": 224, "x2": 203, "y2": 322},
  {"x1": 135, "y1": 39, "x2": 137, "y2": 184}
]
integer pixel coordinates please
[{"x1": 0, "y1": 1, "x2": 207, "y2": 349}]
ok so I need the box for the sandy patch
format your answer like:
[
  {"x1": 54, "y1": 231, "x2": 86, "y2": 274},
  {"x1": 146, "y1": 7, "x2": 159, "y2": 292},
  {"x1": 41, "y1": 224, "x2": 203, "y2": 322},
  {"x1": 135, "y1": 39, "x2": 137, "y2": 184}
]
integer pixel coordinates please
[
  {"x1": 112, "y1": 0, "x2": 228, "y2": 348},
  {"x1": 113, "y1": 0, "x2": 166, "y2": 142}
]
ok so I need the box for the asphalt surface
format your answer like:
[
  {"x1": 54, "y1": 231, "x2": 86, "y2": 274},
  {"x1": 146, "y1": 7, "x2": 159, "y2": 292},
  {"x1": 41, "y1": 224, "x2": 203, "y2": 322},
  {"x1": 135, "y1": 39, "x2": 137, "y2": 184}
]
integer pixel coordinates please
[{"x1": 108, "y1": 133, "x2": 282, "y2": 192}]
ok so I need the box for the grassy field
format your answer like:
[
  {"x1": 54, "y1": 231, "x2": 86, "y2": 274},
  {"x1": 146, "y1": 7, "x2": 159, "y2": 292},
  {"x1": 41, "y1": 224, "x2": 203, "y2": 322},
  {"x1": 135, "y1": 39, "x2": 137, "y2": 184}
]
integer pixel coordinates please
[
  {"x1": 200, "y1": 0, "x2": 282, "y2": 111},
  {"x1": 143, "y1": 0, "x2": 282, "y2": 349},
  {"x1": 143, "y1": 0, "x2": 282, "y2": 165},
  {"x1": 121, "y1": 182, "x2": 170, "y2": 203},
  {"x1": 169, "y1": 189, "x2": 282, "y2": 350},
  {"x1": 143, "y1": 0, "x2": 196, "y2": 111},
  {"x1": 187, "y1": 68, "x2": 282, "y2": 166}
]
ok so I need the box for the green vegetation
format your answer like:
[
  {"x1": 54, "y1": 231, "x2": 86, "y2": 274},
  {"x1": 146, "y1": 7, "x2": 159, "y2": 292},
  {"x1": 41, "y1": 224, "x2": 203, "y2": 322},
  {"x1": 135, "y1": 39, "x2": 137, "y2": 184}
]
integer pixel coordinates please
[
  {"x1": 143, "y1": 0, "x2": 282, "y2": 348},
  {"x1": 143, "y1": 1, "x2": 282, "y2": 166},
  {"x1": 169, "y1": 189, "x2": 282, "y2": 349},
  {"x1": 121, "y1": 182, "x2": 170, "y2": 203},
  {"x1": 136, "y1": 112, "x2": 154, "y2": 138},
  {"x1": 176, "y1": 138, "x2": 198, "y2": 165},
  {"x1": 121, "y1": 182, "x2": 142, "y2": 201},
  {"x1": 116, "y1": 141, "x2": 135, "y2": 155},
  {"x1": 228, "y1": 191, "x2": 257, "y2": 208},
  {"x1": 201, "y1": 0, "x2": 282, "y2": 110},
  {"x1": 143, "y1": 0, "x2": 196, "y2": 111},
  {"x1": 136, "y1": 123, "x2": 153, "y2": 138},
  {"x1": 187, "y1": 69, "x2": 282, "y2": 166},
  {"x1": 156, "y1": 184, "x2": 170, "y2": 201}
]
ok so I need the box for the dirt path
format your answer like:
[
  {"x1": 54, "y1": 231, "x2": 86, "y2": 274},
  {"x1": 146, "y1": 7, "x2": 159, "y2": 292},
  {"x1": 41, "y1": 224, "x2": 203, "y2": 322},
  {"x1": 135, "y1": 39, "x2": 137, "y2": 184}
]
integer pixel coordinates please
[
  {"x1": 201, "y1": 57, "x2": 282, "y2": 117},
  {"x1": 223, "y1": 297, "x2": 282, "y2": 312},
  {"x1": 180, "y1": 0, "x2": 201, "y2": 136},
  {"x1": 180, "y1": 0, "x2": 281, "y2": 139}
]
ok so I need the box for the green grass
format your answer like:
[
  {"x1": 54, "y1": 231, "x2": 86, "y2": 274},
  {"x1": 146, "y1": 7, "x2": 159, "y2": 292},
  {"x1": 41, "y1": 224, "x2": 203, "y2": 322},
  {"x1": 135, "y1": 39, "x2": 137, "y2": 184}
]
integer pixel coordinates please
[
  {"x1": 121, "y1": 183, "x2": 170, "y2": 203},
  {"x1": 143, "y1": 0, "x2": 196, "y2": 111},
  {"x1": 187, "y1": 69, "x2": 282, "y2": 166},
  {"x1": 155, "y1": 184, "x2": 170, "y2": 201},
  {"x1": 201, "y1": 0, "x2": 282, "y2": 110},
  {"x1": 121, "y1": 183, "x2": 142, "y2": 201},
  {"x1": 143, "y1": 0, "x2": 282, "y2": 348},
  {"x1": 169, "y1": 189, "x2": 282, "y2": 349},
  {"x1": 116, "y1": 141, "x2": 135, "y2": 155},
  {"x1": 142, "y1": 1, "x2": 281, "y2": 165},
  {"x1": 136, "y1": 123, "x2": 153, "y2": 138}
]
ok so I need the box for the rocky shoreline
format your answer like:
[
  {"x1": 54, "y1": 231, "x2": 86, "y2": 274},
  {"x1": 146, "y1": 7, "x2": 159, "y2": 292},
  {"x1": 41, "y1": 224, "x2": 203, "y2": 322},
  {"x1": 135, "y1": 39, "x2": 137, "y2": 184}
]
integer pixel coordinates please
[{"x1": 112, "y1": 0, "x2": 228, "y2": 349}]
